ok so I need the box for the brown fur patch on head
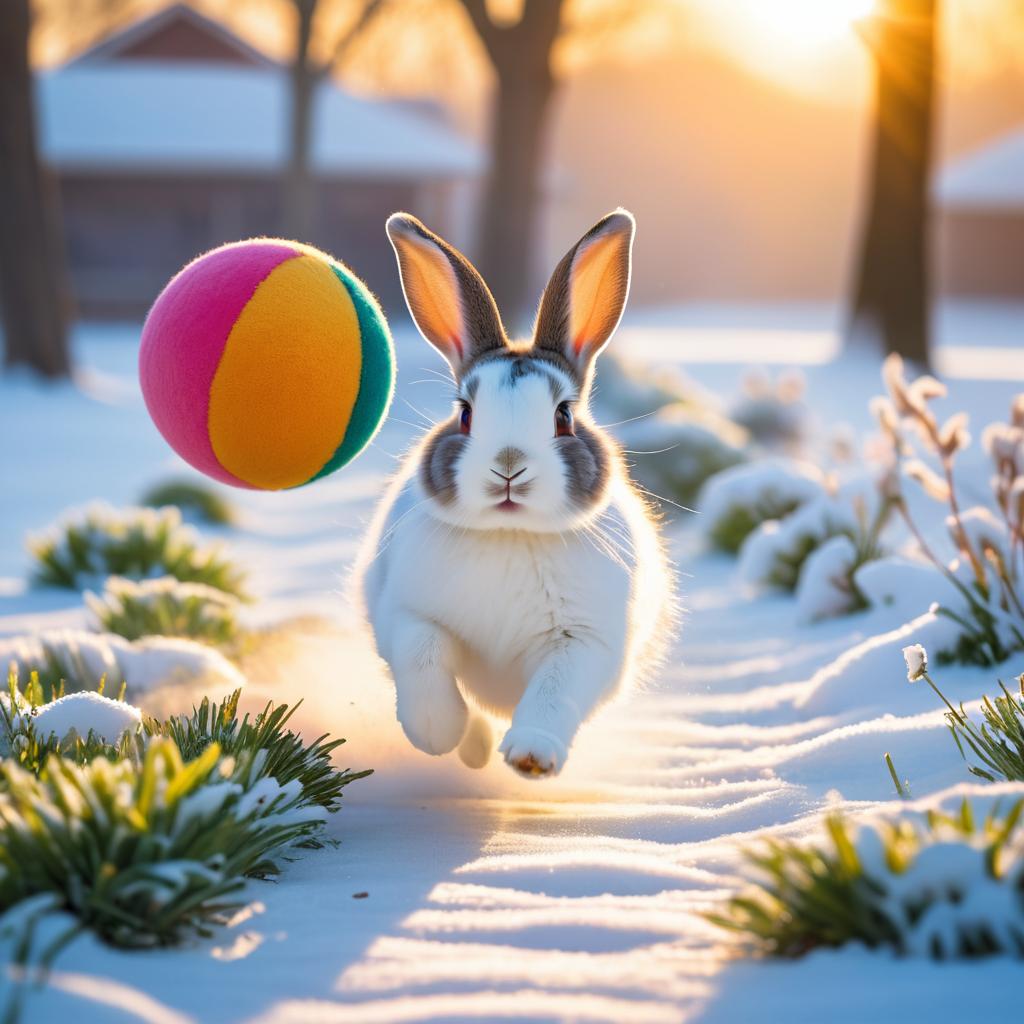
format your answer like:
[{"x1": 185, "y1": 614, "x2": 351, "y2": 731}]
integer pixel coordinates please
[
  {"x1": 558, "y1": 417, "x2": 615, "y2": 512},
  {"x1": 420, "y1": 416, "x2": 466, "y2": 505}
]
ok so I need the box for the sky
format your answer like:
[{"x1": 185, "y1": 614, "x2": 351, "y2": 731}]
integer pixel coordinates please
[
  {"x1": 684, "y1": 0, "x2": 876, "y2": 97},
  {"x1": 36, "y1": 1, "x2": 1024, "y2": 103}
]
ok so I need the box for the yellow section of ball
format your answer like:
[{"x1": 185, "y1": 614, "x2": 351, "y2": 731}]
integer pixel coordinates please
[{"x1": 208, "y1": 253, "x2": 362, "y2": 490}]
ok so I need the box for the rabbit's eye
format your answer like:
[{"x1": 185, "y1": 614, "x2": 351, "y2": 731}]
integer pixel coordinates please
[
  {"x1": 555, "y1": 402, "x2": 575, "y2": 437},
  {"x1": 459, "y1": 402, "x2": 472, "y2": 435}
]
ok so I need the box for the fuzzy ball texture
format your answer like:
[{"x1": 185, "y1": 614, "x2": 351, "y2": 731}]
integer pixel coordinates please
[{"x1": 140, "y1": 239, "x2": 395, "y2": 490}]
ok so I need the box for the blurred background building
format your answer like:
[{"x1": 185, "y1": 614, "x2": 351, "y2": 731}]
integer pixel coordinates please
[
  {"x1": 936, "y1": 125, "x2": 1024, "y2": 298},
  {"x1": 39, "y1": 4, "x2": 482, "y2": 316}
]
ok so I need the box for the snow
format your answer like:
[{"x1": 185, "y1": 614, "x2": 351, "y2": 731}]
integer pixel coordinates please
[
  {"x1": 697, "y1": 456, "x2": 825, "y2": 539},
  {"x1": 17, "y1": 691, "x2": 142, "y2": 743},
  {"x1": 4, "y1": 304, "x2": 1024, "y2": 1021},
  {"x1": 739, "y1": 493, "x2": 857, "y2": 589},
  {"x1": 794, "y1": 533, "x2": 859, "y2": 622},
  {"x1": 0, "y1": 628, "x2": 245, "y2": 696},
  {"x1": 853, "y1": 556, "x2": 960, "y2": 623},
  {"x1": 902, "y1": 643, "x2": 929, "y2": 682},
  {"x1": 38, "y1": 62, "x2": 482, "y2": 178}
]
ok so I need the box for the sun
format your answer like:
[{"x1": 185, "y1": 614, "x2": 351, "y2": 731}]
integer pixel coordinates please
[
  {"x1": 733, "y1": 0, "x2": 875, "y2": 52},
  {"x1": 688, "y1": 0, "x2": 876, "y2": 97}
]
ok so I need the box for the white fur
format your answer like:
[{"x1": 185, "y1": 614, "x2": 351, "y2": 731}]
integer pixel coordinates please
[{"x1": 353, "y1": 361, "x2": 671, "y2": 777}]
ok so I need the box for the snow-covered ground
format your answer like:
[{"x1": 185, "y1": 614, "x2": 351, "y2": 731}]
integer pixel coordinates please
[{"x1": 2, "y1": 303, "x2": 1023, "y2": 1023}]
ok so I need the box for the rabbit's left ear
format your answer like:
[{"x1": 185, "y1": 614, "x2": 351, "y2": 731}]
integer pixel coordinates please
[
  {"x1": 386, "y1": 213, "x2": 507, "y2": 376},
  {"x1": 533, "y1": 209, "x2": 635, "y2": 378}
]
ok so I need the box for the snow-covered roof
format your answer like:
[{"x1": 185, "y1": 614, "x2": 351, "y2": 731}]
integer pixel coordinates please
[
  {"x1": 936, "y1": 128, "x2": 1024, "y2": 210},
  {"x1": 68, "y1": 3, "x2": 276, "y2": 70},
  {"x1": 37, "y1": 60, "x2": 483, "y2": 180}
]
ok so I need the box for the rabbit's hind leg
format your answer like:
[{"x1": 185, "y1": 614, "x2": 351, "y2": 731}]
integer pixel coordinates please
[
  {"x1": 457, "y1": 712, "x2": 494, "y2": 769},
  {"x1": 390, "y1": 614, "x2": 468, "y2": 756}
]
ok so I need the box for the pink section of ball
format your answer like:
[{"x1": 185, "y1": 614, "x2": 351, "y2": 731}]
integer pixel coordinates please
[{"x1": 139, "y1": 242, "x2": 299, "y2": 488}]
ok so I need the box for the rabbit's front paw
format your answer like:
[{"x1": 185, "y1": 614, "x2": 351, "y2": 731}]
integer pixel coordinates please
[{"x1": 499, "y1": 726, "x2": 567, "y2": 778}]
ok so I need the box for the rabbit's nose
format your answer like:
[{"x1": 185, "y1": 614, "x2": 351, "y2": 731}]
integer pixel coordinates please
[{"x1": 494, "y1": 446, "x2": 526, "y2": 476}]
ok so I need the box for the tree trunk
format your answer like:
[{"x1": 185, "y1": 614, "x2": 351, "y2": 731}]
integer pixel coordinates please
[
  {"x1": 282, "y1": 0, "x2": 318, "y2": 242},
  {"x1": 848, "y1": 0, "x2": 937, "y2": 367},
  {"x1": 472, "y1": 0, "x2": 564, "y2": 328},
  {"x1": 477, "y1": 56, "x2": 556, "y2": 326},
  {"x1": 0, "y1": 0, "x2": 71, "y2": 378}
]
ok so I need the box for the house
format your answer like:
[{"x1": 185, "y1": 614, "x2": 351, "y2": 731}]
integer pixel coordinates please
[
  {"x1": 37, "y1": 3, "x2": 483, "y2": 317},
  {"x1": 935, "y1": 128, "x2": 1024, "y2": 299}
]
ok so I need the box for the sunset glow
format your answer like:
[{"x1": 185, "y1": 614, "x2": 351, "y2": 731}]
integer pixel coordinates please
[
  {"x1": 733, "y1": 0, "x2": 875, "y2": 53},
  {"x1": 684, "y1": 0, "x2": 877, "y2": 97}
]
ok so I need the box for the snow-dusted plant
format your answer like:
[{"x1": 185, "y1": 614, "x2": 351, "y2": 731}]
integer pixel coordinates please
[
  {"x1": 0, "y1": 671, "x2": 136, "y2": 766},
  {"x1": 0, "y1": 739, "x2": 329, "y2": 949},
  {"x1": 0, "y1": 627, "x2": 245, "y2": 697},
  {"x1": 617, "y1": 405, "x2": 748, "y2": 508},
  {"x1": 791, "y1": 489, "x2": 895, "y2": 622},
  {"x1": 594, "y1": 353, "x2": 710, "y2": 422},
  {"x1": 874, "y1": 361, "x2": 1024, "y2": 666},
  {"x1": 140, "y1": 478, "x2": 236, "y2": 525},
  {"x1": 154, "y1": 689, "x2": 370, "y2": 816},
  {"x1": 86, "y1": 575, "x2": 240, "y2": 646},
  {"x1": 697, "y1": 458, "x2": 827, "y2": 553},
  {"x1": 905, "y1": 645, "x2": 1024, "y2": 783},
  {"x1": 1, "y1": 674, "x2": 369, "y2": 814},
  {"x1": 709, "y1": 799, "x2": 1024, "y2": 958},
  {"x1": 29, "y1": 503, "x2": 246, "y2": 596},
  {"x1": 793, "y1": 534, "x2": 866, "y2": 622},
  {"x1": 729, "y1": 367, "x2": 808, "y2": 451}
]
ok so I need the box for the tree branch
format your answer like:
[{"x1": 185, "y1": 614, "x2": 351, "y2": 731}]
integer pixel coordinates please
[
  {"x1": 319, "y1": 0, "x2": 389, "y2": 78},
  {"x1": 515, "y1": 0, "x2": 565, "y2": 51},
  {"x1": 455, "y1": 0, "x2": 503, "y2": 65}
]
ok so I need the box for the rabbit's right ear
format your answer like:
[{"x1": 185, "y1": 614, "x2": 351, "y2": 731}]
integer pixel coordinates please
[
  {"x1": 533, "y1": 210, "x2": 635, "y2": 383},
  {"x1": 386, "y1": 213, "x2": 507, "y2": 375}
]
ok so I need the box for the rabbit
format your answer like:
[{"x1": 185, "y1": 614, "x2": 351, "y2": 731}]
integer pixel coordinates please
[{"x1": 353, "y1": 209, "x2": 674, "y2": 778}]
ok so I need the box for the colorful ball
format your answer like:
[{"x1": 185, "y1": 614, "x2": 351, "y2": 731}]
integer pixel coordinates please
[{"x1": 139, "y1": 239, "x2": 395, "y2": 490}]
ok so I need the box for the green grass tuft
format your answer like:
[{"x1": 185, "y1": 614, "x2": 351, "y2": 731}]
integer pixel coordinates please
[
  {"x1": 710, "y1": 499, "x2": 803, "y2": 555},
  {"x1": 140, "y1": 479, "x2": 235, "y2": 526},
  {"x1": 915, "y1": 666, "x2": 1024, "y2": 783},
  {"x1": 29, "y1": 504, "x2": 246, "y2": 597},
  {"x1": 86, "y1": 575, "x2": 240, "y2": 645},
  {"x1": 708, "y1": 799, "x2": 1024, "y2": 959},
  {"x1": 0, "y1": 670, "x2": 371, "y2": 1021},
  {"x1": 148, "y1": 690, "x2": 372, "y2": 815},
  {"x1": 1, "y1": 673, "x2": 370, "y2": 811},
  {"x1": 0, "y1": 739, "x2": 324, "y2": 949}
]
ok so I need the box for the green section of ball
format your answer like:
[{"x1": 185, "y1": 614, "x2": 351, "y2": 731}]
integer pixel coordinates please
[{"x1": 310, "y1": 264, "x2": 397, "y2": 482}]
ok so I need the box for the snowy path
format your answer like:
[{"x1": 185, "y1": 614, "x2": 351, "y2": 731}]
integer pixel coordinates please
[
  {"x1": 237, "y1": 538, "x2": 1018, "y2": 1024},
  {"x1": 4, "y1": 313, "x2": 1024, "y2": 1022}
]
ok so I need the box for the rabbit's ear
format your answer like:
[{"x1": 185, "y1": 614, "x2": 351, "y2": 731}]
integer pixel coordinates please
[
  {"x1": 533, "y1": 210, "x2": 634, "y2": 378},
  {"x1": 386, "y1": 213, "x2": 507, "y2": 375}
]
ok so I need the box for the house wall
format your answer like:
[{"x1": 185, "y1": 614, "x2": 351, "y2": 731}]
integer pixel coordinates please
[
  {"x1": 59, "y1": 174, "x2": 418, "y2": 318},
  {"x1": 936, "y1": 209, "x2": 1024, "y2": 299}
]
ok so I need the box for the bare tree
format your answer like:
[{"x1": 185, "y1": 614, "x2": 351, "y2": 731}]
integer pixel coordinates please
[
  {"x1": 0, "y1": 0, "x2": 71, "y2": 377},
  {"x1": 454, "y1": 0, "x2": 660, "y2": 326},
  {"x1": 848, "y1": 0, "x2": 937, "y2": 367},
  {"x1": 2, "y1": 0, "x2": 137, "y2": 377},
  {"x1": 282, "y1": 0, "x2": 386, "y2": 241},
  {"x1": 456, "y1": 0, "x2": 565, "y2": 324}
]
